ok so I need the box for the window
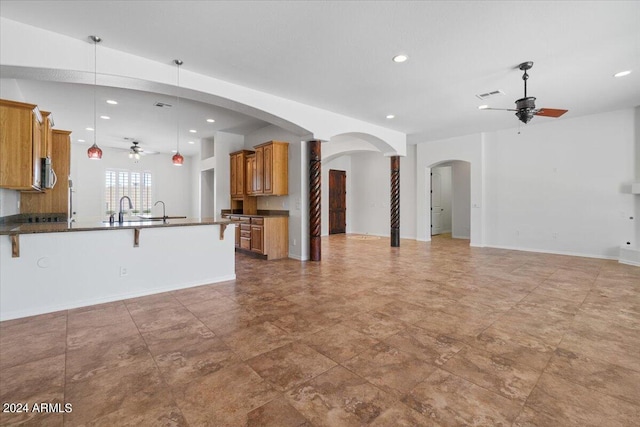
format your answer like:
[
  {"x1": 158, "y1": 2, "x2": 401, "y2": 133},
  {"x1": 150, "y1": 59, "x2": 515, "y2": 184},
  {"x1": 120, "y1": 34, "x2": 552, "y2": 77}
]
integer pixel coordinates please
[{"x1": 104, "y1": 169, "x2": 153, "y2": 215}]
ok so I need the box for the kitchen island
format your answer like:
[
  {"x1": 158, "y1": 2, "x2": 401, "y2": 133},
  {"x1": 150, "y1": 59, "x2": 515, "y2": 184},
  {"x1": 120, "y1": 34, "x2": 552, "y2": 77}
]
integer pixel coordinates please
[{"x1": 0, "y1": 218, "x2": 235, "y2": 321}]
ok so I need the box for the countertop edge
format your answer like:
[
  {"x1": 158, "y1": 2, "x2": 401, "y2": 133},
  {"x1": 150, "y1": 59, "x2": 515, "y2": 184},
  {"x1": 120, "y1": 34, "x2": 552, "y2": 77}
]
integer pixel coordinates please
[{"x1": 0, "y1": 219, "x2": 233, "y2": 236}]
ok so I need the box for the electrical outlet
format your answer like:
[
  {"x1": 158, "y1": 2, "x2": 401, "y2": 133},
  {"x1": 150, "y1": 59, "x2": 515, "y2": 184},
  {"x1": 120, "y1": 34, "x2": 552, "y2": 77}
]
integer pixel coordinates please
[
  {"x1": 119, "y1": 267, "x2": 128, "y2": 277},
  {"x1": 293, "y1": 239, "x2": 297, "y2": 246}
]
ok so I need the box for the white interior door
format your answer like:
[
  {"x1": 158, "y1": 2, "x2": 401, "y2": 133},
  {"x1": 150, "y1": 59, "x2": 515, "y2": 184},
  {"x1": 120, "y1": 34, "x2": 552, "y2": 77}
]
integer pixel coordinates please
[{"x1": 431, "y1": 170, "x2": 443, "y2": 235}]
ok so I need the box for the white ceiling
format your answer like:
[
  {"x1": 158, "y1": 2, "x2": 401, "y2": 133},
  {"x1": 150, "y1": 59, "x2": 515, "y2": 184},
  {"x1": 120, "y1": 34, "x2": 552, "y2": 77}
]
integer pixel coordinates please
[{"x1": 1, "y1": 0, "x2": 639, "y2": 152}]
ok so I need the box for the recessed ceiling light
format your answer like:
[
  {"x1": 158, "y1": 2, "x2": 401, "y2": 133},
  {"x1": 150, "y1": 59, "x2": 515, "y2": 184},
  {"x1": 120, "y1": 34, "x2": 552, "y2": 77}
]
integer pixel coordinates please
[
  {"x1": 78, "y1": 139, "x2": 85, "y2": 142},
  {"x1": 106, "y1": 100, "x2": 118, "y2": 105},
  {"x1": 386, "y1": 114, "x2": 395, "y2": 119},
  {"x1": 478, "y1": 105, "x2": 489, "y2": 110},
  {"x1": 86, "y1": 127, "x2": 94, "y2": 131},
  {"x1": 206, "y1": 118, "x2": 215, "y2": 123},
  {"x1": 392, "y1": 54, "x2": 408, "y2": 63},
  {"x1": 188, "y1": 141, "x2": 195, "y2": 144},
  {"x1": 171, "y1": 149, "x2": 177, "y2": 153},
  {"x1": 189, "y1": 129, "x2": 197, "y2": 133},
  {"x1": 614, "y1": 70, "x2": 632, "y2": 78},
  {"x1": 100, "y1": 115, "x2": 110, "y2": 120}
]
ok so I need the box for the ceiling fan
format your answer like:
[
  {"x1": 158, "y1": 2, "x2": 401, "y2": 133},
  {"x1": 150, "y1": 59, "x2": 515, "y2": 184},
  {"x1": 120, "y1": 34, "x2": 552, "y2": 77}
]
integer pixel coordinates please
[
  {"x1": 480, "y1": 61, "x2": 568, "y2": 124},
  {"x1": 112, "y1": 140, "x2": 157, "y2": 159},
  {"x1": 128, "y1": 141, "x2": 144, "y2": 160}
]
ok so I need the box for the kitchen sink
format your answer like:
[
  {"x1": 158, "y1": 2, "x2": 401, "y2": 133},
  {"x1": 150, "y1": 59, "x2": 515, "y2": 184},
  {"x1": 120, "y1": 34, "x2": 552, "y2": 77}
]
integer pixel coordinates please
[
  {"x1": 102, "y1": 215, "x2": 187, "y2": 224},
  {"x1": 102, "y1": 217, "x2": 165, "y2": 224}
]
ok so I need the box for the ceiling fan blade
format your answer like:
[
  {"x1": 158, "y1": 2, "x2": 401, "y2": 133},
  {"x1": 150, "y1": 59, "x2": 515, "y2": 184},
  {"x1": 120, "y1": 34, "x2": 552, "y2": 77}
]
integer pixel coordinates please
[
  {"x1": 535, "y1": 108, "x2": 568, "y2": 118},
  {"x1": 479, "y1": 107, "x2": 517, "y2": 112}
]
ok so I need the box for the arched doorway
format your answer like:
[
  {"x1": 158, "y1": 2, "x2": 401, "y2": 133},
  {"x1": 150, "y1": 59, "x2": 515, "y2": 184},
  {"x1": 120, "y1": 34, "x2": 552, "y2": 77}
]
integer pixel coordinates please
[{"x1": 429, "y1": 160, "x2": 471, "y2": 242}]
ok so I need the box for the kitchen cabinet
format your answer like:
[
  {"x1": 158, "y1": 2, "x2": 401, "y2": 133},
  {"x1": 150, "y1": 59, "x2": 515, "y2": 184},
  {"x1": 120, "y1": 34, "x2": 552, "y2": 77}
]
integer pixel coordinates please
[
  {"x1": 252, "y1": 145, "x2": 264, "y2": 194},
  {"x1": 230, "y1": 150, "x2": 254, "y2": 199},
  {"x1": 229, "y1": 142, "x2": 288, "y2": 201},
  {"x1": 41, "y1": 111, "x2": 53, "y2": 159},
  {"x1": 253, "y1": 141, "x2": 288, "y2": 196},
  {"x1": 250, "y1": 217, "x2": 264, "y2": 253},
  {"x1": 20, "y1": 129, "x2": 71, "y2": 216},
  {"x1": 224, "y1": 214, "x2": 288, "y2": 260},
  {"x1": 246, "y1": 153, "x2": 256, "y2": 195},
  {"x1": 0, "y1": 99, "x2": 43, "y2": 191},
  {"x1": 240, "y1": 222, "x2": 251, "y2": 250},
  {"x1": 231, "y1": 216, "x2": 250, "y2": 248}
]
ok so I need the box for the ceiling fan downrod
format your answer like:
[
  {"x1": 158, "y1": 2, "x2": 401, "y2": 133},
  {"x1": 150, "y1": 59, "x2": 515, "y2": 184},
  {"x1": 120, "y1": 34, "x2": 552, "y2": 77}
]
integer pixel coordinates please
[
  {"x1": 515, "y1": 61, "x2": 536, "y2": 123},
  {"x1": 519, "y1": 61, "x2": 533, "y2": 98}
]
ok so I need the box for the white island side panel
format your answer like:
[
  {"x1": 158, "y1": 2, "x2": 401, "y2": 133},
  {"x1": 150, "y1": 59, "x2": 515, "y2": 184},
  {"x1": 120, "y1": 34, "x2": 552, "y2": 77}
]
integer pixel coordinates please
[{"x1": 0, "y1": 224, "x2": 235, "y2": 321}]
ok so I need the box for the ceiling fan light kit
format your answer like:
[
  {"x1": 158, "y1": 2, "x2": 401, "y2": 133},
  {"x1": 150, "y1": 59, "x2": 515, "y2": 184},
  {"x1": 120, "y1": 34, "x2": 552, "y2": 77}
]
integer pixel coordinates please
[
  {"x1": 481, "y1": 61, "x2": 568, "y2": 125},
  {"x1": 129, "y1": 141, "x2": 142, "y2": 161}
]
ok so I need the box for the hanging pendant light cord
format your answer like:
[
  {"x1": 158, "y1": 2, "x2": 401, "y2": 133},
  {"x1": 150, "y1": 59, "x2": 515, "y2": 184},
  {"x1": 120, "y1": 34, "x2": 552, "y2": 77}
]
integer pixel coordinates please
[
  {"x1": 176, "y1": 60, "x2": 181, "y2": 154},
  {"x1": 93, "y1": 37, "x2": 97, "y2": 146}
]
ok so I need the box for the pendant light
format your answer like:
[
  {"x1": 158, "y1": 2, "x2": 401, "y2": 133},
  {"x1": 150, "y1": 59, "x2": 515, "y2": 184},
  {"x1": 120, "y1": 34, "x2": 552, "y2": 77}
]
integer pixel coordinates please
[
  {"x1": 172, "y1": 59, "x2": 184, "y2": 166},
  {"x1": 87, "y1": 35, "x2": 103, "y2": 160}
]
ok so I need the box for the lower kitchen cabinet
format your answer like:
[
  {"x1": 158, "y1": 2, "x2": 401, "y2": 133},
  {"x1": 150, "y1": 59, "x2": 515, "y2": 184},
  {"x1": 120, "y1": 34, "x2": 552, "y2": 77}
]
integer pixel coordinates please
[
  {"x1": 250, "y1": 223, "x2": 264, "y2": 253},
  {"x1": 226, "y1": 215, "x2": 288, "y2": 260}
]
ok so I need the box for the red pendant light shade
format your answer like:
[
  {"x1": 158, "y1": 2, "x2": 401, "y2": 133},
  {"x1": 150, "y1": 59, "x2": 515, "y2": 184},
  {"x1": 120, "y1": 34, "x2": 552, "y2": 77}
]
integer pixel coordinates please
[
  {"x1": 172, "y1": 152, "x2": 184, "y2": 166},
  {"x1": 87, "y1": 143, "x2": 103, "y2": 159}
]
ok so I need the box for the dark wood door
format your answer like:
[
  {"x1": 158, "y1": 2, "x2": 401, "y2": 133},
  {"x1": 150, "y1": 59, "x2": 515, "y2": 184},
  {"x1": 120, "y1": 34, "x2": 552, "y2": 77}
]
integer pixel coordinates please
[{"x1": 329, "y1": 169, "x2": 346, "y2": 234}]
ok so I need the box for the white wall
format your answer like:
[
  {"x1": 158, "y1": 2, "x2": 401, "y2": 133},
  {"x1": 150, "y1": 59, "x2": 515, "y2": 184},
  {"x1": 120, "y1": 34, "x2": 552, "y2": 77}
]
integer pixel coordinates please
[
  {"x1": 322, "y1": 155, "x2": 352, "y2": 236},
  {"x1": 634, "y1": 106, "x2": 640, "y2": 251},
  {"x1": 432, "y1": 165, "x2": 452, "y2": 234},
  {"x1": 483, "y1": 109, "x2": 635, "y2": 259},
  {"x1": 349, "y1": 152, "x2": 390, "y2": 236},
  {"x1": 210, "y1": 131, "x2": 244, "y2": 217},
  {"x1": 338, "y1": 147, "x2": 417, "y2": 240},
  {"x1": 451, "y1": 161, "x2": 471, "y2": 239},
  {"x1": 401, "y1": 144, "x2": 418, "y2": 240},
  {"x1": 244, "y1": 125, "x2": 305, "y2": 259},
  {"x1": 0, "y1": 189, "x2": 19, "y2": 217},
  {"x1": 70, "y1": 144, "x2": 195, "y2": 221}
]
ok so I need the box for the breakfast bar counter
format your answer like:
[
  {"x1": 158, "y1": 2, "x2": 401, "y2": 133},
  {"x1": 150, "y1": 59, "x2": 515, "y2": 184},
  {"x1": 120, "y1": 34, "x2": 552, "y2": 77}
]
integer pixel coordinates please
[{"x1": 0, "y1": 218, "x2": 236, "y2": 321}]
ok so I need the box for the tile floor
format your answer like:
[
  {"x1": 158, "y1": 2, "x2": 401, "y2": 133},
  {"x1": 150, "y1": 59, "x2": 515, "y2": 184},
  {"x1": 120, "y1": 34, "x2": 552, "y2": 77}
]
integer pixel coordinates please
[{"x1": 1, "y1": 234, "x2": 639, "y2": 426}]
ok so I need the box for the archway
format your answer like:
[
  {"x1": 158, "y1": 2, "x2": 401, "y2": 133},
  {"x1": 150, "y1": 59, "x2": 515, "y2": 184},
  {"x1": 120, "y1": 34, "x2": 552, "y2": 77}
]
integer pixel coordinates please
[
  {"x1": 428, "y1": 160, "x2": 471, "y2": 243},
  {"x1": 319, "y1": 134, "x2": 399, "y2": 239}
]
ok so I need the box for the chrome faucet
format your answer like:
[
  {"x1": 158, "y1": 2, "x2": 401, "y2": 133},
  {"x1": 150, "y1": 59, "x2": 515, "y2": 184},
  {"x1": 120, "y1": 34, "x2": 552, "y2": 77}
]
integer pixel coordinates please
[
  {"x1": 154, "y1": 200, "x2": 167, "y2": 222},
  {"x1": 118, "y1": 196, "x2": 133, "y2": 223}
]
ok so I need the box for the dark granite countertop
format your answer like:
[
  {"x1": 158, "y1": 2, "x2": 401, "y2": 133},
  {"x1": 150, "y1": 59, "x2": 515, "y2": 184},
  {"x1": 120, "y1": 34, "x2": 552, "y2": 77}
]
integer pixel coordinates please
[
  {"x1": 0, "y1": 217, "x2": 232, "y2": 235},
  {"x1": 220, "y1": 210, "x2": 289, "y2": 218}
]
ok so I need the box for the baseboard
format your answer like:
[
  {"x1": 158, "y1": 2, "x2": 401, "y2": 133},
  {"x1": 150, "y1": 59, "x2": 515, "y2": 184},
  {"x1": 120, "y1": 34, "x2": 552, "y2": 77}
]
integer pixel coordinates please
[
  {"x1": 452, "y1": 233, "x2": 471, "y2": 239},
  {"x1": 618, "y1": 246, "x2": 640, "y2": 267},
  {"x1": 482, "y1": 244, "x2": 617, "y2": 261}
]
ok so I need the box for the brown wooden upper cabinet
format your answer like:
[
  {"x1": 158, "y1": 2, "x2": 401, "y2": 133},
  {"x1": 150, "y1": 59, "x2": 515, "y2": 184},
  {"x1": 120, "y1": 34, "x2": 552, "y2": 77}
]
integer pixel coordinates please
[
  {"x1": 41, "y1": 111, "x2": 54, "y2": 159},
  {"x1": 231, "y1": 141, "x2": 288, "y2": 198},
  {"x1": 252, "y1": 141, "x2": 288, "y2": 196},
  {"x1": 0, "y1": 99, "x2": 43, "y2": 191},
  {"x1": 229, "y1": 150, "x2": 254, "y2": 199}
]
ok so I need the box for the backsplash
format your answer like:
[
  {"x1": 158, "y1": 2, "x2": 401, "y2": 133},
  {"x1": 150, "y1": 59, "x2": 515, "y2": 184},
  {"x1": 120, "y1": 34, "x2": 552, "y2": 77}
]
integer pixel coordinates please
[{"x1": 0, "y1": 188, "x2": 19, "y2": 217}]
